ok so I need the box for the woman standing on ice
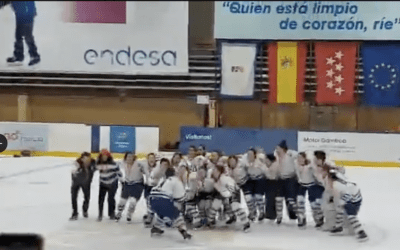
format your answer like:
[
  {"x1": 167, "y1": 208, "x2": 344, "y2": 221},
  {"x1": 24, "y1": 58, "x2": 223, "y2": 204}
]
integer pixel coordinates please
[
  {"x1": 274, "y1": 140, "x2": 299, "y2": 224},
  {"x1": 115, "y1": 152, "x2": 148, "y2": 222},
  {"x1": 96, "y1": 149, "x2": 122, "y2": 221},
  {"x1": 295, "y1": 152, "x2": 324, "y2": 228},
  {"x1": 70, "y1": 152, "x2": 96, "y2": 220}
]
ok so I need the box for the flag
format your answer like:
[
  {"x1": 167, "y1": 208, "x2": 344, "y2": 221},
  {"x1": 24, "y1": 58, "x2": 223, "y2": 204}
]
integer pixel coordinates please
[
  {"x1": 315, "y1": 42, "x2": 358, "y2": 104},
  {"x1": 361, "y1": 42, "x2": 400, "y2": 107},
  {"x1": 64, "y1": 1, "x2": 126, "y2": 24},
  {"x1": 220, "y1": 43, "x2": 257, "y2": 98},
  {"x1": 267, "y1": 42, "x2": 307, "y2": 103}
]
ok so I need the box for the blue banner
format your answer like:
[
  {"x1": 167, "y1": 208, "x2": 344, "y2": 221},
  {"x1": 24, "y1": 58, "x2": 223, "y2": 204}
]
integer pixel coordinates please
[
  {"x1": 110, "y1": 126, "x2": 136, "y2": 153},
  {"x1": 361, "y1": 42, "x2": 400, "y2": 107},
  {"x1": 179, "y1": 126, "x2": 297, "y2": 155}
]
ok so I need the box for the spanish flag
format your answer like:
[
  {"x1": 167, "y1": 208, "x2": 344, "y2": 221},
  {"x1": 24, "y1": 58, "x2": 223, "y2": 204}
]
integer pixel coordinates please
[{"x1": 267, "y1": 42, "x2": 307, "y2": 103}]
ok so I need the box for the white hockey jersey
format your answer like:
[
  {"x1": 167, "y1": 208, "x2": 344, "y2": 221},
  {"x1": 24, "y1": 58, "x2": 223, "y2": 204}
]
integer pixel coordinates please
[
  {"x1": 296, "y1": 163, "x2": 316, "y2": 187},
  {"x1": 214, "y1": 175, "x2": 239, "y2": 199},
  {"x1": 148, "y1": 164, "x2": 167, "y2": 187},
  {"x1": 137, "y1": 159, "x2": 158, "y2": 185},
  {"x1": 275, "y1": 149, "x2": 298, "y2": 179},
  {"x1": 231, "y1": 164, "x2": 248, "y2": 186},
  {"x1": 245, "y1": 159, "x2": 265, "y2": 180},
  {"x1": 330, "y1": 178, "x2": 362, "y2": 208},
  {"x1": 264, "y1": 161, "x2": 279, "y2": 180},
  {"x1": 119, "y1": 160, "x2": 147, "y2": 184},
  {"x1": 151, "y1": 176, "x2": 186, "y2": 203}
]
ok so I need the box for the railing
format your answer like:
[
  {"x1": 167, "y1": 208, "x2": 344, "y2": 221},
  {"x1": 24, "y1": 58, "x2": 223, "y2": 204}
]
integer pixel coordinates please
[{"x1": 0, "y1": 44, "x2": 365, "y2": 102}]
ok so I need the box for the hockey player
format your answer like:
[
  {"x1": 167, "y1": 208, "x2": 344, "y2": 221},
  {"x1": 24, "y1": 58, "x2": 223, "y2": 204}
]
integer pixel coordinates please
[
  {"x1": 275, "y1": 140, "x2": 299, "y2": 224},
  {"x1": 69, "y1": 152, "x2": 96, "y2": 220},
  {"x1": 144, "y1": 155, "x2": 170, "y2": 227},
  {"x1": 243, "y1": 148, "x2": 267, "y2": 221},
  {"x1": 115, "y1": 152, "x2": 148, "y2": 222},
  {"x1": 148, "y1": 159, "x2": 192, "y2": 240},
  {"x1": 263, "y1": 154, "x2": 279, "y2": 220},
  {"x1": 141, "y1": 153, "x2": 158, "y2": 222},
  {"x1": 96, "y1": 149, "x2": 122, "y2": 221},
  {"x1": 312, "y1": 150, "x2": 346, "y2": 231},
  {"x1": 194, "y1": 166, "x2": 215, "y2": 227},
  {"x1": 197, "y1": 145, "x2": 207, "y2": 157},
  {"x1": 324, "y1": 169, "x2": 368, "y2": 242},
  {"x1": 185, "y1": 146, "x2": 198, "y2": 172},
  {"x1": 295, "y1": 152, "x2": 324, "y2": 228},
  {"x1": 207, "y1": 164, "x2": 251, "y2": 232}
]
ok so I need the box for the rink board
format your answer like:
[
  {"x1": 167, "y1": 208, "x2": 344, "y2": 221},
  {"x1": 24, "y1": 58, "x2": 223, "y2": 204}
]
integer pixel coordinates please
[{"x1": 0, "y1": 122, "x2": 159, "y2": 156}]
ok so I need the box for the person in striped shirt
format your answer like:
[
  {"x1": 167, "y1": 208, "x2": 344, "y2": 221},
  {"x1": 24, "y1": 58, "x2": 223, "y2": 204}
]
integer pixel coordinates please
[
  {"x1": 96, "y1": 149, "x2": 122, "y2": 221},
  {"x1": 115, "y1": 152, "x2": 148, "y2": 222}
]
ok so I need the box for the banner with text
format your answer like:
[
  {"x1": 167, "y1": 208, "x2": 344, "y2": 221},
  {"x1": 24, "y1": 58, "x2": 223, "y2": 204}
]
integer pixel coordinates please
[
  {"x1": 180, "y1": 126, "x2": 297, "y2": 155},
  {"x1": 298, "y1": 131, "x2": 400, "y2": 164},
  {"x1": 220, "y1": 43, "x2": 257, "y2": 97},
  {"x1": 0, "y1": 123, "x2": 49, "y2": 151},
  {"x1": 215, "y1": 1, "x2": 400, "y2": 40},
  {"x1": 110, "y1": 126, "x2": 136, "y2": 154},
  {"x1": 0, "y1": 1, "x2": 188, "y2": 74}
]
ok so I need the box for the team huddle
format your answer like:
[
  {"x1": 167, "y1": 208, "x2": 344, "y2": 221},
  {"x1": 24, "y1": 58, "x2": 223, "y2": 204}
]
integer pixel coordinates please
[{"x1": 70, "y1": 140, "x2": 368, "y2": 242}]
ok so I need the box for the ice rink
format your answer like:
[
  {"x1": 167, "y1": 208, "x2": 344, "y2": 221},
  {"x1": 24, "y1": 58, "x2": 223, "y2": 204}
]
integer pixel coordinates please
[{"x1": 0, "y1": 156, "x2": 399, "y2": 250}]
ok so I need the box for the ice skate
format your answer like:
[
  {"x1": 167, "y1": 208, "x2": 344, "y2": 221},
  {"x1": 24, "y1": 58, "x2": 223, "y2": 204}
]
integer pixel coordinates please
[
  {"x1": 356, "y1": 230, "x2": 369, "y2": 242},
  {"x1": 127, "y1": 217, "x2": 132, "y2": 222},
  {"x1": 179, "y1": 229, "x2": 192, "y2": 240},
  {"x1": 298, "y1": 217, "x2": 306, "y2": 229},
  {"x1": 226, "y1": 215, "x2": 237, "y2": 225},
  {"x1": 258, "y1": 213, "x2": 265, "y2": 222},
  {"x1": 115, "y1": 212, "x2": 122, "y2": 222},
  {"x1": 69, "y1": 213, "x2": 78, "y2": 221},
  {"x1": 206, "y1": 220, "x2": 216, "y2": 229},
  {"x1": 276, "y1": 216, "x2": 282, "y2": 225},
  {"x1": 28, "y1": 56, "x2": 40, "y2": 66},
  {"x1": 330, "y1": 226, "x2": 344, "y2": 236},
  {"x1": 6, "y1": 56, "x2": 23, "y2": 66},
  {"x1": 97, "y1": 215, "x2": 103, "y2": 222},
  {"x1": 243, "y1": 222, "x2": 251, "y2": 233},
  {"x1": 150, "y1": 226, "x2": 164, "y2": 237},
  {"x1": 83, "y1": 211, "x2": 88, "y2": 218},
  {"x1": 315, "y1": 217, "x2": 324, "y2": 229}
]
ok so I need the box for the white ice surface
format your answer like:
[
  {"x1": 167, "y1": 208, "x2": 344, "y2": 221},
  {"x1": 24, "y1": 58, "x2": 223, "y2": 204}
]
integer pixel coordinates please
[{"x1": 0, "y1": 156, "x2": 399, "y2": 250}]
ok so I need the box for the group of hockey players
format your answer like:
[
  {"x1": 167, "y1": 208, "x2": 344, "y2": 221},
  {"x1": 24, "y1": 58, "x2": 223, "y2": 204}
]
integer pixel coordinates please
[{"x1": 70, "y1": 141, "x2": 368, "y2": 242}]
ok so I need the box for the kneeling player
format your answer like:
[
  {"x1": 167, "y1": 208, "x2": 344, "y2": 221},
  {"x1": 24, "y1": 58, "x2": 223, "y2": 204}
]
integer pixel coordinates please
[
  {"x1": 149, "y1": 158, "x2": 192, "y2": 240},
  {"x1": 324, "y1": 169, "x2": 368, "y2": 242},
  {"x1": 208, "y1": 164, "x2": 251, "y2": 232}
]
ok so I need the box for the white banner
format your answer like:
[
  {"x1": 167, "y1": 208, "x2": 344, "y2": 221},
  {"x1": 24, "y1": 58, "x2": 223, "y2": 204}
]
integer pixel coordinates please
[
  {"x1": 298, "y1": 131, "x2": 400, "y2": 163},
  {"x1": 0, "y1": 123, "x2": 49, "y2": 151},
  {"x1": 0, "y1": 1, "x2": 188, "y2": 74},
  {"x1": 220, "y1": 43, "x2": 256, "y2": 97},
  {"x1": 215, "y1": 1, "x2": 400, "y2": 40}
]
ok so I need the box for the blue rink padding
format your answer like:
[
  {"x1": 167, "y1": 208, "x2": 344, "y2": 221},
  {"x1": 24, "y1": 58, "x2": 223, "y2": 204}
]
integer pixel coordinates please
[
  {"x1": 179, "y1": 126, "x2": 298, "y2": 155},
  {"x1": 91, "y1": 125, "x2": 100, "y2": 153}
]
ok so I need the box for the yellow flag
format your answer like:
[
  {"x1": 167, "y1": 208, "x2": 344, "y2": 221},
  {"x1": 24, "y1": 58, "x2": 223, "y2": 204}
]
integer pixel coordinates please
[{"x1": 277, "y1": 42, "x2": 298, "y2": 103}]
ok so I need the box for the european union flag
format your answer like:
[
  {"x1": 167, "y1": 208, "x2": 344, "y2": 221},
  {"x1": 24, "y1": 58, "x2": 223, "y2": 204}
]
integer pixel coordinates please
[{"x1": 361, "y1": 42, "x2": 400, "y2": 106}]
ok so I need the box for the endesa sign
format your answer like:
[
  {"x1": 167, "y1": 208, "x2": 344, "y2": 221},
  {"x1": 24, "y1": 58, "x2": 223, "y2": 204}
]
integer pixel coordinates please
[{"x1": 0, "y1": 1, "x2": 188, "y2": 74}]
